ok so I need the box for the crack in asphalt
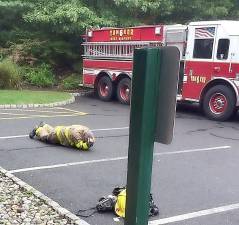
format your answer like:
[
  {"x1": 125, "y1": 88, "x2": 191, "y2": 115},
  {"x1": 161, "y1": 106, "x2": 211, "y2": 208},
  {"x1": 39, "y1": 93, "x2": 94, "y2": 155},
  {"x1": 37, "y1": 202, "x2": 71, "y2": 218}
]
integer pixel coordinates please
[
  {"x1": 219, "y1": 124, "x2": 239, "y2": 131},
  {"x1": 0, "y1": 145, "x2": 56, "y2": 152},
  {"x1": 185, "y1": 123, "x2": 239, "y2": 135},
  {"x1": 186, "y1": 128, "x2": 211, "y2": 134},
  {"x1": 210, "y1": 133, "x2": 239, "y2": 141}
]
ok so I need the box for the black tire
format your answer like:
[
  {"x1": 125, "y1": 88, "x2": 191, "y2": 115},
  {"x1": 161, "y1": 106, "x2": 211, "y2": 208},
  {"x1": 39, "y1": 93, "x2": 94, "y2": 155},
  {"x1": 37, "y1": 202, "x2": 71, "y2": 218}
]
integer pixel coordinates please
[
  {"x1": 117, "y1": 77, "x2": 131, "y2": 104},
  {"x1": 202, "y1": 85, "x2": 236, "y2": 121},
  {"x1": 96, "y1": 76, "x2": 113, "y2": 101}
]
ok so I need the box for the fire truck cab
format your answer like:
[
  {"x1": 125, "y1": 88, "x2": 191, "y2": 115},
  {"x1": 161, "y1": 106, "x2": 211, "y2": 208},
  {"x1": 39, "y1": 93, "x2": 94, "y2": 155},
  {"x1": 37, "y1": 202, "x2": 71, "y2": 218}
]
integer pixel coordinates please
[{"x1": 82, "y1": 20, "x2": 239, "y2": 121}]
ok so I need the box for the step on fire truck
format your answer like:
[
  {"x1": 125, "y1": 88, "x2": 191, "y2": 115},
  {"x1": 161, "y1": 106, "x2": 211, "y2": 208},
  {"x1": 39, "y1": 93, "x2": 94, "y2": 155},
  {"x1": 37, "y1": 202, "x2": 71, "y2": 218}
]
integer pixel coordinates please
[{"x1": 82, "y1": 20, "x2": 239, "y2": 121}]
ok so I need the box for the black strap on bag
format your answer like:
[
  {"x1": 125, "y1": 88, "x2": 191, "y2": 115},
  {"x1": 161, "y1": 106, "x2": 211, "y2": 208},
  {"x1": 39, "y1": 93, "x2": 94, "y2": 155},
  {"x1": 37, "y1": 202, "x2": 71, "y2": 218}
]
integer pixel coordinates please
[
  {"x1": 149, "y1": 193, "x2": 159, "y2": 217},
  {"x1": 76, "y1": 207, "x2": 97, "y2": 218},
  {"x1": 76, "y1": 196, "x2": 116, "y2": 217},
  {"x1": 76, "y1": 187, "x2": 159, "y2": 218},
  {"x1": 96, "y1": 196, "x2": 117, "y2": 212}
]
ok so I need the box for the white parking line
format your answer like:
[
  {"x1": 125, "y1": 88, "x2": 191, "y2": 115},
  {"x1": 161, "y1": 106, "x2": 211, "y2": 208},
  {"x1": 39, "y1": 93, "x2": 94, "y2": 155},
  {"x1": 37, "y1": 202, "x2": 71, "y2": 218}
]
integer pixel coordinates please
[
  {"x1": 0, "y1": 134, "x2": 28, "y2": 139},
  {"x1": 0, "y1": 127, "x2": 129, "y2": 140},
  {"x1": 9, "y1": 156, "x2": 127, "y2": 173},
  {"x1": 149, "y1": 203, "x2": 239, "y2": 224},
  {"x1": 91, "y1": 127, "x2": 129, "y2": 131},
  {"x1": 9, "y1": 146, "x2": 231, "y2": 174},
  {"x1": 154, "y1": 145, "x2": 231, "y2": 156}
]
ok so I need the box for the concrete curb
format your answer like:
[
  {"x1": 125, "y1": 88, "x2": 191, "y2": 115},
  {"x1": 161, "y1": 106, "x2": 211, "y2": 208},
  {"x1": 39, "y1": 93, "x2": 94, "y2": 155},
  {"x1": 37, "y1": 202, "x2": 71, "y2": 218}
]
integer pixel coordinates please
[
  {"x1": 0, "y1": 166, "x2": 90, "y2": 225},
  {"x1": 0, "y1": 90, "x2": 93, "y2": 109}
]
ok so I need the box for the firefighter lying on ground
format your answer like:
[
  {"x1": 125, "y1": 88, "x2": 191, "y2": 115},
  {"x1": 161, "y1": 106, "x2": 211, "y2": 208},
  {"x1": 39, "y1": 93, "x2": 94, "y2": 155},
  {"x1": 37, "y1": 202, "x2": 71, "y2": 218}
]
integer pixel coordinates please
[{"x1": 29, "y1": 122, "x2": 95, "y2": 150}]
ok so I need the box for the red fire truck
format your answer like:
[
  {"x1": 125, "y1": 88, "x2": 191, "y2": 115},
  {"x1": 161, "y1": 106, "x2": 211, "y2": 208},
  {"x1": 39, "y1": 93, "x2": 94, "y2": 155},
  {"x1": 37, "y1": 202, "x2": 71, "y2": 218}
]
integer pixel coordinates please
[{"x1": 82, "y1": 20, "x2": 239, "y2": 121}]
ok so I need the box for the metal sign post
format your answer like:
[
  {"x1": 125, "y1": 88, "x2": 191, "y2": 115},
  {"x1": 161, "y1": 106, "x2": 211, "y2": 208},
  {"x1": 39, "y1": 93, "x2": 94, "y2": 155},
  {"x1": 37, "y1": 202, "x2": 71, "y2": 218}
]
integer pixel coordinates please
[{"x1": 124, "y1": 47, "x2": 180, "y2": 225}]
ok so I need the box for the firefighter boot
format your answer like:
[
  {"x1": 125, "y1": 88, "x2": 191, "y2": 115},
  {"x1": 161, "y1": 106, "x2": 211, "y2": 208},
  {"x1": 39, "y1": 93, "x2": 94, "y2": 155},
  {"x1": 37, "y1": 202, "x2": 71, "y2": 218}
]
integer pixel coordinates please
[
  {"x1": 29, "y1": 128, "x2": 37, "y2": 139},
  {"x1": 29, "y1": 121, "x2": 45, "y2": 139}
]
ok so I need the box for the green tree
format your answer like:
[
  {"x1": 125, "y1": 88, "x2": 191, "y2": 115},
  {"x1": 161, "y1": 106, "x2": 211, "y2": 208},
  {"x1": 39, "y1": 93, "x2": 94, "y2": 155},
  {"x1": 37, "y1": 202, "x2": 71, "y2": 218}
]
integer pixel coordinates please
[
  {"x1": 0, "y1": 0, "x2": 238, "y2": 80},
  {"x1": 23, "y1": 0, "x2": 114, "y2": 34}
]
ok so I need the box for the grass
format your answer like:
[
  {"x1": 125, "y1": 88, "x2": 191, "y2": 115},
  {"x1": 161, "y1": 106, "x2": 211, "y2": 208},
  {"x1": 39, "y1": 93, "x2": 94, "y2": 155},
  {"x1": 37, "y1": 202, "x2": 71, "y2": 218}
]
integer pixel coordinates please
[{"x1": 0, "y1": 90, "x2": 72, "y2": 104}]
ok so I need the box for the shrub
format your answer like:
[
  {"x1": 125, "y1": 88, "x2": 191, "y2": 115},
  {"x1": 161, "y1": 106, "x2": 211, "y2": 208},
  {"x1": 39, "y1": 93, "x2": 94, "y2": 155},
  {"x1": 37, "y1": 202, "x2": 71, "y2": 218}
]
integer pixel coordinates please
[
  {"x1": 0, "y1": 58, "x2": 21, "y2": 89},
  {"x1": 60, "y1": 74, "x2": 82, "y2": 90},
  {"x1": 24, "y1": 64, "x2": 55, "y2": 87}
]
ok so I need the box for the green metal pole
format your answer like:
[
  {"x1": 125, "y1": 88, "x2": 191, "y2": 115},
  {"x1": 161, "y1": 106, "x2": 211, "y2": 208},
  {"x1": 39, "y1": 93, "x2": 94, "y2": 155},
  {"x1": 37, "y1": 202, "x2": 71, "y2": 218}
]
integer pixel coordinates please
[{"x1": 124, "y1": 48, "x2": 161, "y2": 225}]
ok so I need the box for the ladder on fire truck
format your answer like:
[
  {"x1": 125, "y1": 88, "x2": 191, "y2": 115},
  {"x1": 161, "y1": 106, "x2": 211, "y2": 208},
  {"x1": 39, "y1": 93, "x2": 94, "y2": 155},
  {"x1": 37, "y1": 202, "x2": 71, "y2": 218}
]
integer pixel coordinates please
[{"x1": 82, "y1": 41, "x2": 163, "y2": 59}]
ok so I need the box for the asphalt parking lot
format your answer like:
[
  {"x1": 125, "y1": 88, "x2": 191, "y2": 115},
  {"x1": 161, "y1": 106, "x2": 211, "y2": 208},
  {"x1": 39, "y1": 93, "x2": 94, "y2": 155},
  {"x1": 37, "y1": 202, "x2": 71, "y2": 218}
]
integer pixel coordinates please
[{"x1": 1, "y1": 95, "x2": 239, "y2": 225}]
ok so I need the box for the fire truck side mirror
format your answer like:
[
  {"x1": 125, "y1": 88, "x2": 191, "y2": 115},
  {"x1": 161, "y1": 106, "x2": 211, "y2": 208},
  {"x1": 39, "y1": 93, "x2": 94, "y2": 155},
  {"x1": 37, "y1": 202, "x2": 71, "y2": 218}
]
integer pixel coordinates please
[{"x1": 155, "y1": 47, "x2": 180, "y2": 144}]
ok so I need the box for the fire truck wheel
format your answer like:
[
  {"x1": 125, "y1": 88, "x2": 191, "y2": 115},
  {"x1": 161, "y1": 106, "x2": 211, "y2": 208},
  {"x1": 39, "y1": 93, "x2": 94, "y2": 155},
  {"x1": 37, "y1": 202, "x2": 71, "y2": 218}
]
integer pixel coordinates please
[
  {"x1": 97, "y1": 76, "x2": 114, "y2": 101},
  {"x1": 203, "y1": 85, "x2": 236, "y2": 121},
  {"x1": 117, "y1": 78, "x2": 131, "y2": 104}
]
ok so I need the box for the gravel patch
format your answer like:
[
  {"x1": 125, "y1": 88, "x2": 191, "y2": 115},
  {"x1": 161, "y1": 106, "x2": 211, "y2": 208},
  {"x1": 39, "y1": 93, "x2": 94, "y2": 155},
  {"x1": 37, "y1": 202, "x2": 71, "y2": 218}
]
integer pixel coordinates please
[{"x1": 0, "y1": 169, "x2": 89, "y2": 225}]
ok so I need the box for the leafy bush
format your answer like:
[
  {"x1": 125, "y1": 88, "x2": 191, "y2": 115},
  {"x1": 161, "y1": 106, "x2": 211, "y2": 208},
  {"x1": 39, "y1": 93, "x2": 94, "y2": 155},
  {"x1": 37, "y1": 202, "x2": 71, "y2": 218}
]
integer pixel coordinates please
[
  {"x1": 60, "y1": 74, "x2": 82, "y2": 90},
  {"x1": 72, "y1": 61, "x2": 83, "y2": 73},
  {"x1": 28, "y1": 39, "x2": 80, "y2": 68},
  {"x1": 0, "y1": 58, "x2": 21, "y2": 89},
  {"x1": 23, "y1": 64, "x2": 55, "y2": 87}
]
